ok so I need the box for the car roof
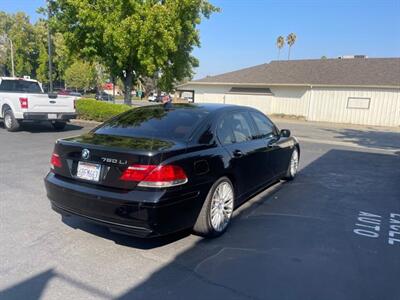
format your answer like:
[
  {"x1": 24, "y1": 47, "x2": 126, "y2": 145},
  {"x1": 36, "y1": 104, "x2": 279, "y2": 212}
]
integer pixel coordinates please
[
  {"x1": 143, "y1": 103, "x2": 249, "y2": 112},
  {"x1": 0, "y1": 77, "x2": 38, "y2": 83}
]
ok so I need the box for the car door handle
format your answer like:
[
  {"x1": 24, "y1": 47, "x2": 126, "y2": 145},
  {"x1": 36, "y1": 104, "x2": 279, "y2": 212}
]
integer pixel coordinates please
[
  {"x1": 232, "y1": 149, "x2": 244, "y2": 158},
  {"x1": 267, "y1": 139, "x2": 278, "y2": 148}
]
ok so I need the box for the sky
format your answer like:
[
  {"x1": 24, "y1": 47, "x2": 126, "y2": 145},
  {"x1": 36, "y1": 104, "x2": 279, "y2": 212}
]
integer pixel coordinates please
[{"x1": 1, "y1": 0, "x2": 399, "y2": 79}]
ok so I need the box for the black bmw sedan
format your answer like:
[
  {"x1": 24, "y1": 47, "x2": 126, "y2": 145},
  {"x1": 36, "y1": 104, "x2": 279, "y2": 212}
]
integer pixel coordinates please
[{"x1": 44, "y1": 103, "x2": 300, "y2": 238}]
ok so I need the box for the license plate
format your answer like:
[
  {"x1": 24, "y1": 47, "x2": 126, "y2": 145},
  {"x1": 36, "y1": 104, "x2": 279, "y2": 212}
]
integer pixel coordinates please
[
  {"x1": 48, "y1": 113, "x2": 57, "y2": 119},
  {"x1": 76, "y1": 162, "x2": 101, "y2": 182}
]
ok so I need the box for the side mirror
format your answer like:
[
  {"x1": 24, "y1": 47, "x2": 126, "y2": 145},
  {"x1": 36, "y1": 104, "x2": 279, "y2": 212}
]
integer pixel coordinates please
[{"x1": 280, "y1": 129, "x2": 291, "y2": 138}]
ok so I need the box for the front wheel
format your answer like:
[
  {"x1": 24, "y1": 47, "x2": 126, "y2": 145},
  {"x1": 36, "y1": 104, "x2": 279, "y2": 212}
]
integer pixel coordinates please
[
  {"x1": 193, "y1": 177, "x2": 234, "y2": 238},
  {"x1": 52, "y1": 121, "x2": 67, "y2": 130},
  {"x1": 283, "y1": 147, "x2": 299, "y2": 180},
  {"x1": 3, "y1": 109, "x2": 21, "y2": 132}
]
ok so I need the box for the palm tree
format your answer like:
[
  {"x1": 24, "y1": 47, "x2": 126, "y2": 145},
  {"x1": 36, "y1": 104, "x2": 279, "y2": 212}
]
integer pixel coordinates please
[
  {"x1": 276, "y1": 36, "x2": 285, "y2": 60},
  {"x1": 286, "y1": 33, "x2": 297, "y2": 60}
]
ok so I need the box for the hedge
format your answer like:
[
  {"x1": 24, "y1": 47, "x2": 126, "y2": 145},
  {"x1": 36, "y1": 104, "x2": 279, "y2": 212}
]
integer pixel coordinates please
[{"x1": 75, "y1": 98, "x2": 132, "y2": 122}]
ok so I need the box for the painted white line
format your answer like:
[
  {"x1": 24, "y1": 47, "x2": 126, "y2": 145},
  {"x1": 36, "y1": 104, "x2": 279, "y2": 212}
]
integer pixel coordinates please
[{"x1": 298, "y1": 137, "x2": 399, "y2": 154}]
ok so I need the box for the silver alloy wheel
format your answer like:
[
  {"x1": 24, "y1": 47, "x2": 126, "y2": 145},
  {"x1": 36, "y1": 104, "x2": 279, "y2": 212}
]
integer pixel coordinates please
[
  {"x1": 4, "y1": 113, "x2": 12, "y2": 129},
  {"x1": 210, "y1": 181, "x2": 234, "y2": 232},
  {"x1": 290, "y1": 148, "x2": 299, "y2": 177}
]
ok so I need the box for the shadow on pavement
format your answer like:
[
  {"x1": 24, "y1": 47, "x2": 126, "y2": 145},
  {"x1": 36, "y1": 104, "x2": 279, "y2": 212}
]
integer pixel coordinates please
[
  {"x1": 322, "y1": 127, "x2": 400, "y2": 150},
  {"x1": 116, "y1": 149, "x2": 400, "y2": 299},
  {"x1": 0, "y1": 121, "x2": 83, "y2": 133},
  {"x1": 2, "y1": 149, "x2": 399, "y2": 299}
]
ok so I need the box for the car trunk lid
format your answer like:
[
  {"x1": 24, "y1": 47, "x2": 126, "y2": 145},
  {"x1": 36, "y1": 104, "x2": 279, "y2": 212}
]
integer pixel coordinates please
[{"x1": 52, "y1": 133, "x2": 187, "y2": 189}]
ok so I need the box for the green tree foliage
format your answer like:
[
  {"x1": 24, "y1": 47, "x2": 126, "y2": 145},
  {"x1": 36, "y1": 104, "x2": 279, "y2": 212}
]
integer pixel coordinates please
[
  {"x1": 53, "y1": 32, "x2": 70, "y2": 85},
  {"x1": 52, "y1": 0, "x2": 219, "y2": 104},
  {"x1": 0, "y1": 12, "x2": 37, "y2": 77},
  {"x1": 276, "y1": 36, "x2": 285, "y2": 60},
  {"x1": 64, "y1": 60, "x2": 96, "y2": 92},
  {"x1": 34, "y1": 20, "x2": 50, "y2": 84},
  {"x1": 286, "y1": 33, "x2": 297, "y2": 60}
]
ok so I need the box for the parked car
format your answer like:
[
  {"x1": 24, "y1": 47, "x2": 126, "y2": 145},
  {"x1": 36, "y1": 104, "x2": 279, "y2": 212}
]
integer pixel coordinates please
[
  {"x1": 147, "y1": 93, "x2": 158, "y2": 102},
  {"x1": 95, "y1": 91, "x2": 113, "y2": 101},
  {"x1": 44, "y1": 104, "x2": 299, "y2": 238},
  {"x1": 57, "y1": 89, "x2": 82, "y2": 97},
  {"x1": 69, "y1": 92, "x2": 82, "y2": 99},
  {"x1": 0, "y1": 77, "x2": 76, "y2": 131},
  {"x1": 184, "y1": 96, "x2": 194, "y2": 103}
]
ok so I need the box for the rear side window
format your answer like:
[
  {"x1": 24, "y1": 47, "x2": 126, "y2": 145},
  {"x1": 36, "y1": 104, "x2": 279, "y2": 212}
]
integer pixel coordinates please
[
  {"x1": 217, "y1": 111, "x2": 256, "y2": 144},
  {"x1": 94, "y1": 106, "x2": 209, "y2": 141},
  {"x1": 250, "y1": 111, "x2": 276, "y2": 138},
  {"x1": 0, "y1": 80, "x2": 42, "y2": 93}
]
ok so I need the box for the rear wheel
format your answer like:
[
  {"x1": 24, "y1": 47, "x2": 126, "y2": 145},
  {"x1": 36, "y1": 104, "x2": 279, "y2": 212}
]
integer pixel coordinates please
[
  {"x1": 283, "y1": 147, "x2": 299, "y2": 180},
  {"x1": 52, "y1": 121, "x2": 67, "y2": 130},
  {"x1": 3, "y1": 109, "x2": 21, "y2": 132},
  {"x1": 193, "y1": 177, "x2": 234, "y2": 238}
]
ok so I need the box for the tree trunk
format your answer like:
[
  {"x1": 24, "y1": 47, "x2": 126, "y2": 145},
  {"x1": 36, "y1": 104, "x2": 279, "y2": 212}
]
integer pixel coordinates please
[
  {"x1": 288, "y1": 46, "x2": 291, "y2": 60},
  {"x1": 124, "y1": 71, "x2": 133, "y2": 106}
]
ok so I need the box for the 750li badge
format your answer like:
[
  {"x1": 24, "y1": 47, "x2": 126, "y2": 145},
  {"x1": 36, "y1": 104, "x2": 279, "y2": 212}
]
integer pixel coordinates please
[{"x1": 101, "y1": 157, "x2": 128, "y2": 165}]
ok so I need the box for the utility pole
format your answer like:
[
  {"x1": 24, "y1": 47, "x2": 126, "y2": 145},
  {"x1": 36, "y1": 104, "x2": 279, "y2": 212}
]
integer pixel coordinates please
[{"x1": 47, "y1": 0, "x2": 53, "y2": 93}]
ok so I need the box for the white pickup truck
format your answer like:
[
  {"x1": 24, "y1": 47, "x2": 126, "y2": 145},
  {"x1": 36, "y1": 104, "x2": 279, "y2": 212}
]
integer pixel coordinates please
[{"x1": 0, "y1": 77, "x2": 77, "y2": 131}]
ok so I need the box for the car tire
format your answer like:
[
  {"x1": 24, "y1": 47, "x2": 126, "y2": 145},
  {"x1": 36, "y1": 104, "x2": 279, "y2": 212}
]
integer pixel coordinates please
[
  {"x1": 3, "y1": 109, "x2": 21, "y2": 132},
  {"x1": 283, "y1": 147, "x2": 299, "y2": 181},
  {"x1": 52, "y1": 121, "x2": 67, "y2": 131},
  {"x1": 193, "y1": 177, "x2": 235, "y2": 238}
]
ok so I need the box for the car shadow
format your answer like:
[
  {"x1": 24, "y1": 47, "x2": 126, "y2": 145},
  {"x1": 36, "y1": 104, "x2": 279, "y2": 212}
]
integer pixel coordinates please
[
  {"x1": 113, "y1": 148, "x2": 400, "y2": 299},
  {"x1": 0, "y1": 122, "x2": 83, "y2": 133}
]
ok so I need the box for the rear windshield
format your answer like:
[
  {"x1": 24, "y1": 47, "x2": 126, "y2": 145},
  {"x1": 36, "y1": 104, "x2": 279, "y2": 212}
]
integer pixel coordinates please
[
  {"x1": 0, "y1": 79, "x2": 43, "y2": 93},
  {"x1": 94, "y1": 105, "x2": 210, "y2": 141}
]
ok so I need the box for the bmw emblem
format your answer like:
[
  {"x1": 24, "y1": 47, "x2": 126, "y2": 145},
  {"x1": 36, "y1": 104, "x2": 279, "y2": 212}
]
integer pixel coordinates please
[{"x1": 82, "y1": 149, "x2": 90, "y2": 160}]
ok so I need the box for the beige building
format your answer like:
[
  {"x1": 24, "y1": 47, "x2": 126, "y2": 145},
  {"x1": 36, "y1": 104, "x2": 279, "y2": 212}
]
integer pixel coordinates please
[{"x1": 178, "y1": 58, "x2": 400, "y2": 127}]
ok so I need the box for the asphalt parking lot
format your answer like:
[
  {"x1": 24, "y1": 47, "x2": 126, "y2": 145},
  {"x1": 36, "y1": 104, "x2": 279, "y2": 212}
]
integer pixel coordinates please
[{"x1": 0, "y1": 120, "x2": 399, "y2": 300}]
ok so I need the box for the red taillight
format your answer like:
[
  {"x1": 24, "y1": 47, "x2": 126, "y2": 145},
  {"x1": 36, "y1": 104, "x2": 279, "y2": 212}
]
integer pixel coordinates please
[
  {"x1": 120, "y1": 164, "x2": 188, "y2": 188},
  {"x1": 50, "y1": 153, "x2": 62, "y2": 169},
  {"x1": 19, "y1": 97, "x2": 28, "y2": 109}
]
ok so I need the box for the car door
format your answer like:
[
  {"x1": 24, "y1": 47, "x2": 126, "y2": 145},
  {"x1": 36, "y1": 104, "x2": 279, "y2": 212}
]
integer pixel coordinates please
[
  {"x1": 249, "y1": 111, "x2": 289, "y2": 177},
  {"x1": 216, "y1": 110, "x2": 271, "y2": 201}
]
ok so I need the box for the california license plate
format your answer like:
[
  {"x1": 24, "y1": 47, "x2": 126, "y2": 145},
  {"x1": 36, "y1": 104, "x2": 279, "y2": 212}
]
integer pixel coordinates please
[
  {"x1": 48, "y1": 113, "x2": 57, "y2": 119},
  {"x1": 77, "y1": 162, "x2": 101, "y2": 182}
]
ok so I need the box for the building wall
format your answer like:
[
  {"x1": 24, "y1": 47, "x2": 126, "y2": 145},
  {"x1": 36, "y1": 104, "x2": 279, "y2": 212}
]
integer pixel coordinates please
[
  {"x1": 308, "y1": 87, "x2": 400, "y2": 127},
  {"x1": 181, "y1": 84, "x2": 400, "y2": 127},
  {"x1": 184, "y1": 84, "x2": 309, "y2": 116}
]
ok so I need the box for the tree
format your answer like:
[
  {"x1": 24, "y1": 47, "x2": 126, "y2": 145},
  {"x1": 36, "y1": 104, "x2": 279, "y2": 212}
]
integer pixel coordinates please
[
  {"x1": 0, "y1": 12, "x2": 37, "y2": 77},
  {"x1": 52, "y1": 0, "x2": 219, "y2": 105},
  {"x1": 34, "y1": 20, "x2": 50, "y2": 84},
  {"x1": 53, "y1": 32, "x2": 71, "y2": 87},
  {"x1": 321, "y1": 55, "x2": 328, "y2": 59},
  {"x1": 286, "y1": 33, "x2": 297, "y2": 60},
  {"x1": 276, "y1": 36, "x2": 285, "y2": 60},
  {"x1": 64, "y1": 60, "x2": 95, "y2": 92}
]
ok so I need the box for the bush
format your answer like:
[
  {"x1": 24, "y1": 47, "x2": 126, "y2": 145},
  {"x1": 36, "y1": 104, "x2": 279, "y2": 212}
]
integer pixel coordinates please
[{"x1": 75, "y1": 98, "x2": 132, "y2": 122}]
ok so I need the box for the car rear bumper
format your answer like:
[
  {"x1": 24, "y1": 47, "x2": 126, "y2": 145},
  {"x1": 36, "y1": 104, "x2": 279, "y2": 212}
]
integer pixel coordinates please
[
  {"x1": 44, "y1": 172, "x2": 207, "y2": 238},
  {"x1": 22, "y1": 112, "x2": 77, "y2": 121}
]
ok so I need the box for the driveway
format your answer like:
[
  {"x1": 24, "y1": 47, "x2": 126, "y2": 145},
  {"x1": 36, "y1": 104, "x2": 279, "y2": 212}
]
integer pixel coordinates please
[{"x1": 0, "y1": 121, "x2": 399, "y2": 300}]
